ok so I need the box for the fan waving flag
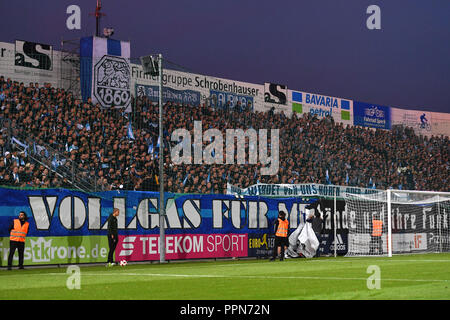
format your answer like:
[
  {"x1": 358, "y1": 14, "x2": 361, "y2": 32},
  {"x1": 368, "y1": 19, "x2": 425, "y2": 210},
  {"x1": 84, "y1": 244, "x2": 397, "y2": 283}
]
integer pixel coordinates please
[
  {"x1": 326, "y1": 169, "x2": 331, "y2": 184},
  {"x1": 127, "y1": 122, "x2": 135, "y2": 140},
  {"x1": 147, "y1": 142, "x2": 154, "y2": 154}
]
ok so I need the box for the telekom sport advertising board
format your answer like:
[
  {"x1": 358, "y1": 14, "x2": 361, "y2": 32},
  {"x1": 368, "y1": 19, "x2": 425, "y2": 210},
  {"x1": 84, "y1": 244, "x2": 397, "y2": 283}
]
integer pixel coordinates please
[
  {"x1": 117, "y1": 234, "x2": 248, "y2": 261},
  {"x1": 0, "y1": 187, "x2": 316, "y2": 265}
]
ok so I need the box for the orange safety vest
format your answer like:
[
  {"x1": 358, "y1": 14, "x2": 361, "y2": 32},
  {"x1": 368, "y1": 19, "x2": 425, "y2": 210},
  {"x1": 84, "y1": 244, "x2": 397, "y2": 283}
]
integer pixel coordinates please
[
  {"x1": 372, "y1": 219, "x2": 383, "y2": 237},
  {"x1": 275, "y1": 218, "x2": 289, "y2": 237},
  {"x1": 10, "y1": 219, "x2": 29, "y2": 242}
]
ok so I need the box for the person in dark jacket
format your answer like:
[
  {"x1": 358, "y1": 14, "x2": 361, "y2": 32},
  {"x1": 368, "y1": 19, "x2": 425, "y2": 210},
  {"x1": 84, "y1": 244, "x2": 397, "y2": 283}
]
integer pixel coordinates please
[
  {"x1": 106, "y1": 208, "x2": 120, "y2": 266},
  {"x1": 306, "y1": 201, "x2": 325, "y2": 257}
]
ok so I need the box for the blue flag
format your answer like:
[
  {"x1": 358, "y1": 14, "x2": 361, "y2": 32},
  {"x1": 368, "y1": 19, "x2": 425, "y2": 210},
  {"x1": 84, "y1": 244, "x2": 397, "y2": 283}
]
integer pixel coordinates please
[
  {"x1": 326, "y1": 170, "x2": 331, "y2": 184},
  {"x1": 127, "y1": 122, "x2": 135, "y2": 140},
  {"x1": 51, "y1": 155, "x2": 59, "y2": 169},
  {"x1": 182, "y1": 173, "x2": 189, "y2": 186},
  {"x1": 148, "y1": 143, "x2": 154, "y2": 154}
]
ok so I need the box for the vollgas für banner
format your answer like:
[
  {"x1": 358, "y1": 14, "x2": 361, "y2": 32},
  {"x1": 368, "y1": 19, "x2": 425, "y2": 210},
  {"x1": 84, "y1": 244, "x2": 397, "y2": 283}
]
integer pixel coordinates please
[
  {"x1": 0, "y1": 187, "x2": 315, "y2": 264},
  {"x1": 80, "y1": 36, "x2": 131, "y2": 111}
]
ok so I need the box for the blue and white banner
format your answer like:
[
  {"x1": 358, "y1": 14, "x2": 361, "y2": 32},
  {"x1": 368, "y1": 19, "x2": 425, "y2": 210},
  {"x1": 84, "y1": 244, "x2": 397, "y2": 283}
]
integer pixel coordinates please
[
  {"x1": 227, "y1": 183, "x2": 379, "y2": 198},
  {"x1": 80, "y1": 36, "x2": 131, "y2": 111},
  {"x1": 1, "y1": 187, "x2": 446, "y2": 262},
  {"x1": 0, "y1": 187, "x2": 316, "y2": 238},
  {"x1": 136, "y1": 84, "x2": 201, "y2": 105},
  {"x1": 353, "y1": 101, "x2": 391, "y2": 129},
  {"x1": 209, "y1": 90, "x2": 254, "y2": 111}
]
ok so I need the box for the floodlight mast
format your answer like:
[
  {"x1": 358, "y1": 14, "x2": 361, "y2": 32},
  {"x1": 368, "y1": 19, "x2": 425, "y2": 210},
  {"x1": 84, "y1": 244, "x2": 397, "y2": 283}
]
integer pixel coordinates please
[
  {"x1": 157, "y1": 54, "x2": 166, "y2": 264},
  {"x1": 139, "y1": 54, "x2": 165, "y2": 263}
]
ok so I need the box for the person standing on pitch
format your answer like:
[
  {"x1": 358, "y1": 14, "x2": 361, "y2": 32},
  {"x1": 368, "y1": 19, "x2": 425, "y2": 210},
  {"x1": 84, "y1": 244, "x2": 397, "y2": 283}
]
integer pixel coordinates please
[
  {"x1": 370, "y1": 213, "x2": 383, "y2": 255},
  {"x1": 270, "y1": 211, "x2": 289, "y2": 261},
  {"x1": 306, "y1": 202, "x2": 325, "y2": 257},
  {"x1": 7, "y1": 211, "x2": 29, "y2": 270},
  {"x1": 106, "y1": 208, "x2": 120, "y2": 267}
]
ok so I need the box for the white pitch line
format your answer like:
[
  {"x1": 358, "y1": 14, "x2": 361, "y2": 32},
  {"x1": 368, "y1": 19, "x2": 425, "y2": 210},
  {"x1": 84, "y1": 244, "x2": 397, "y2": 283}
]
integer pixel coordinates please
[
  {"x1": 45, "y1": 272, "x2": 450, "y2": 283},
  {"x1": 97, "y1": 258, "x2": 450, "y2": 272},
  {"x1": 102, "y1": 259, "x2": 450, "y2": 274}
]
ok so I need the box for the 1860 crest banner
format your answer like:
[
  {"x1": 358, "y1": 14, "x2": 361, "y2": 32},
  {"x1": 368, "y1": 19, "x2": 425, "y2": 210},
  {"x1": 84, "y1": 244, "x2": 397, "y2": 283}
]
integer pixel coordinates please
[{"x1": 80, "y1": 36, "x2": 131, "y2": 111}]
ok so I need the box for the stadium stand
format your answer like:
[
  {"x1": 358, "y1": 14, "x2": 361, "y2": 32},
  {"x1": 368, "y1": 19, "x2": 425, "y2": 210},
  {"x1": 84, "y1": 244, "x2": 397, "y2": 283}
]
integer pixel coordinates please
[{"x1": 0, "y1": 75, "x2": 448, "y2": 193}]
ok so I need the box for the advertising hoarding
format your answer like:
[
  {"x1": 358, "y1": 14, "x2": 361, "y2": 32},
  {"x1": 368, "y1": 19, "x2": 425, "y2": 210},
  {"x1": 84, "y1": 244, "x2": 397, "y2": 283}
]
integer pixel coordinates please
[{"x1": 353, "y1": 101, "x2": 391, "y2": 130}]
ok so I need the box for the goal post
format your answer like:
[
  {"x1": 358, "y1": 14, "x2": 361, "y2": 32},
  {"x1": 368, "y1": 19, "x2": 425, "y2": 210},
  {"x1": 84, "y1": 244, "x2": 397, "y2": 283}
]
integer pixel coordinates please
[
  {"x1": 345, "y1": 190, "x2": 390, "y2": 257},
  {"x1": 344, "y1": 189, "x2": 450, "y2": 257},
  {"x1": 387, "y1": 189, "x2": 392, "y2": 257}
]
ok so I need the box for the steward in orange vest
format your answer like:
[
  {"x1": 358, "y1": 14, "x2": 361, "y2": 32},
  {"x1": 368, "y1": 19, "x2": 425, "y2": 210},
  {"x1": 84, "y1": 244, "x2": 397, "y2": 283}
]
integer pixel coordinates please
[
  {"x1": 7, "y1": 211, "x2": 29, "y2": 270},
  {"x1": 270, "y1": 211, "x2": 289, "y2": 261},
  {"x1": 370, "y1": 216, "x2": 383, "y2": 255},
  {"x1": 372, "y1": 219, "x2": 383, "y2": 237}
]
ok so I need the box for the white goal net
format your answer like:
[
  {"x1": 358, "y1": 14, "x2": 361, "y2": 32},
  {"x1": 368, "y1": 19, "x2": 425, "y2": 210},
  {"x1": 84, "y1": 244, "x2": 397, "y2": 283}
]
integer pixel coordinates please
[{"x1": 345, "y1": 190, "x2": 450, "y2": 257}]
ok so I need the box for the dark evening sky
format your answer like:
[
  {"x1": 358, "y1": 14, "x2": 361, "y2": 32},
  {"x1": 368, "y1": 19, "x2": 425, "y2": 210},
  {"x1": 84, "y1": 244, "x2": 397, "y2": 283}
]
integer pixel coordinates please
[{"x1": 1, "y1": 0, "x2": 449, "y2": 113}]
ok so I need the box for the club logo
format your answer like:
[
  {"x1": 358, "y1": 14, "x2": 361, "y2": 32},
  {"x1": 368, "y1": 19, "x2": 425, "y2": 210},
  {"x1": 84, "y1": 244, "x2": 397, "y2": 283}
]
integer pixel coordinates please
[
  {"x1": 264, "y1": 83, "x2": 287, "y2": 105},
  {"x1": 365, "y1": 106, "x2": 385, "y2": 118},
  {"x1": 15, "y1": 40, "x2": 53, "y2": 71},
  {"x1": 93, "y1": 55, "x2": 131, "y2": 108},
  {"x1": 118, "y1": 236, "x2": 137, "y2": 256}
]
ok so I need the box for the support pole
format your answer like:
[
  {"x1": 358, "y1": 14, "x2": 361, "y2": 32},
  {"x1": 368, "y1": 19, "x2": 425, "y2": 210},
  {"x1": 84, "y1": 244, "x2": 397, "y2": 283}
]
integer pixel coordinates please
[
  {"x1": 387, "y1": 189, "x2": 392, "y2": 257},
  {"x1": 334, "y1": 186, "x2": 337, "y2": 258},
  {"x1": 438, "y1": 195, "x2": 442, "y2": 253},
  {"x1": 158, "y1": 54, "x2": 166, "y2": 263}
]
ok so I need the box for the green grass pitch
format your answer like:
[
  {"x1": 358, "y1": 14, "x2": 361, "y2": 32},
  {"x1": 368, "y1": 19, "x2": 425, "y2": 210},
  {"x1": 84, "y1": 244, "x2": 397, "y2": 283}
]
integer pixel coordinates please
[{"x1": 1, "y1": 253, "x2": 449, "y2": 300}]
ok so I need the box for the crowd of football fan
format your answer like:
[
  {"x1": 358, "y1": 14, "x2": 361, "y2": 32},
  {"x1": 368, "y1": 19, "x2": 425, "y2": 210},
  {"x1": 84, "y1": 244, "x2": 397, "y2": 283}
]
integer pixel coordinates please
[{"x1": 0, "y1": 76, "x2": 448, "y2": 193}]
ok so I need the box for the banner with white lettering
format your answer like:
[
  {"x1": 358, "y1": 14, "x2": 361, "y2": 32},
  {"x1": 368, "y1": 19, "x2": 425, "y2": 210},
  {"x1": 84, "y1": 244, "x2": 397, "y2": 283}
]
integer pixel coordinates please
[
  {"x1": 136, "y1": 83, "x2": 201, "y2": 106},
  {"x1": 2, "y1": 187, "x2": 445, "y2": 264},
  {"x1": 353, "y1": 101, "x2": 391, "y2": 130},
  {"x1": 227, "y1": 183, "x2": 378, "y2": 198},
  {"x1": 0, "y1": 187, "x2": 317, "y2": 263},
  {"x1": 316, "y1": 199, "x2": 348, "y2": 256}
]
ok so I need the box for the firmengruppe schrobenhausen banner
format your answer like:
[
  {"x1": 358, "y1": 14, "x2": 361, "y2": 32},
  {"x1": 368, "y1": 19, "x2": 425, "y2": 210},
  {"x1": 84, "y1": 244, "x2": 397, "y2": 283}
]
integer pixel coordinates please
[
  {"x1": 353, "y1": 101, "x2": 391, "y2": 130},
  {"x1": 131, "y1": 64, "x2": 262, "y2": 112},
  {"x1": 290, "y1": 90, "x2": 354, "y2": 125},
  {"x1": 0, "y1": 187, "x2": 317, "y2": 265}
]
